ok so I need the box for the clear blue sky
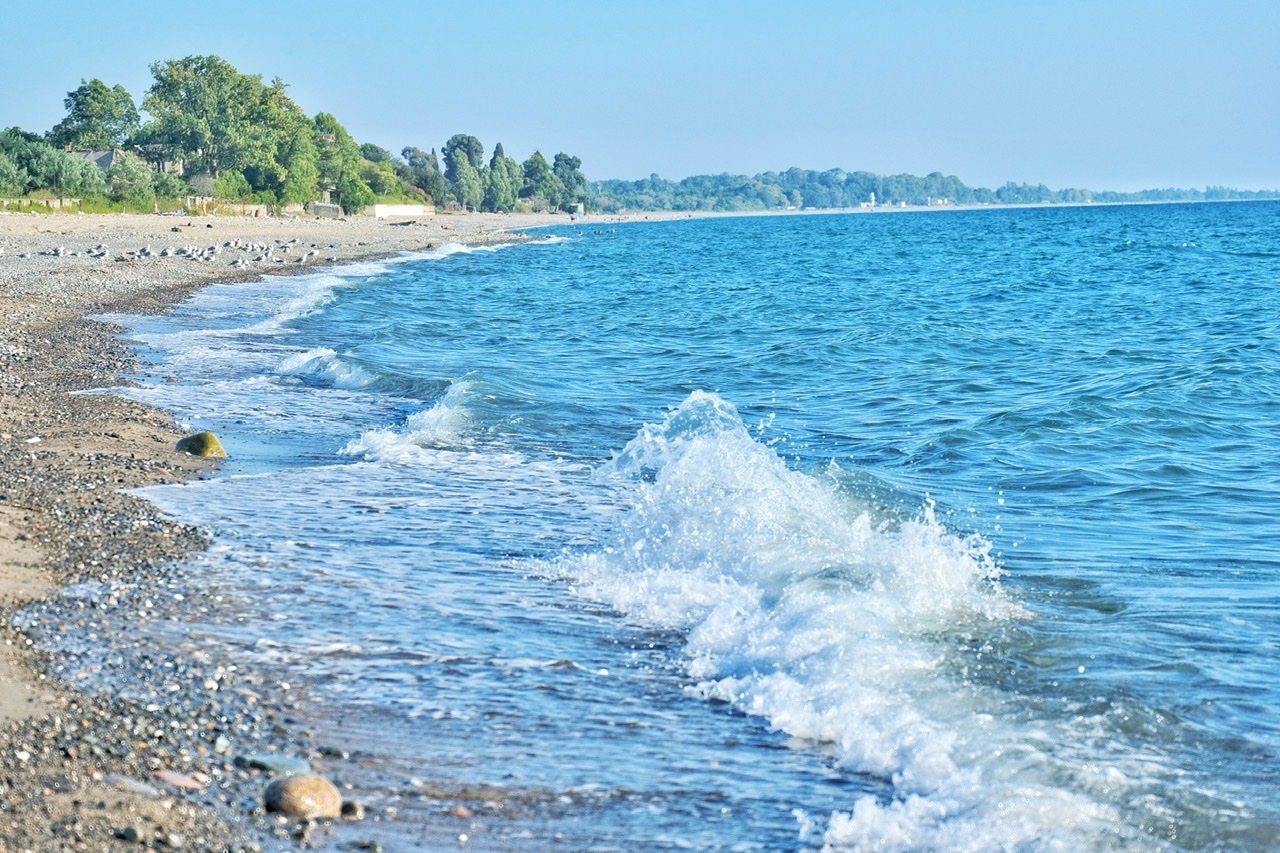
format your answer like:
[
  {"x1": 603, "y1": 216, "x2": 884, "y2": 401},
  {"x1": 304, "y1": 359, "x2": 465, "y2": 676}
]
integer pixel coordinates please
[{"x1": 4, "y1": 0, "x2": 1277, "y2": 191}]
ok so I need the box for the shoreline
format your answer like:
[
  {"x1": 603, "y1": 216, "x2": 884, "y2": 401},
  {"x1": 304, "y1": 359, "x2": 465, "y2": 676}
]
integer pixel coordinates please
[
  {"x1": 0, "y1": 209, "x2": 569, "y2": 849},
  {"x1": 1, "y1": 196, "x2": 1258, "y2": 847}
]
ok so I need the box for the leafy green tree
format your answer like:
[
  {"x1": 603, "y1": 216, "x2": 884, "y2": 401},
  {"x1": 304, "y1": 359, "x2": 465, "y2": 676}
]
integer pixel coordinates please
[
  {"x1": 359, "y1": 143, "x2": 393, "y2": 163},
  {"x1": 0, "y1": 150, "x2": 24, "y2": 195},
  {"x1": 47, "y1": 79, "x2": 140, "y2": 150},
  {"x1": 482, "y1": 142, "x2": 521, "y2": 212},
  {"x1": 315, "y1": 112, "x2": 375, "y2": 213},
  {"x1": 213, "y1": 169, "x2": 252, "y2": 200},
  {"x1": 106, "y1": 152, "x2": 156, "y2": 203},
  {"x1": 552, "y1": 152, "x2": 589, "y2": 211},
  {"x1": 0, "y1": 129, "x2": 106, "y2": 197},
  {"x1": 142, "y1": 55, "x2": 279, "y2": 179},
  {"x1": 442, "y1": 134, "x2": 484, "y2": 184},
  {"x1": 152, "y1": 170, "x2": 188, "y2": 198},
  {"x1": 451, "y1": 153, "x2": 484, "y2": 210},
  {"x1": 400, "y1": 146, "x2": 448, "y2": 205},
  {"x1": 520, "y1": 150, "x2": 565, "y2": 211},
  {"x1": 360, "y1": 159, "x2": 404, "y2": 196}
]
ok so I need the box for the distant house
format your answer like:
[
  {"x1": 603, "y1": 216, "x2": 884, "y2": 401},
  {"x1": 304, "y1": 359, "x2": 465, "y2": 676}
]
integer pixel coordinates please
[{"x1": 69, "y1": 149, "x2": 125, "y2": 172}]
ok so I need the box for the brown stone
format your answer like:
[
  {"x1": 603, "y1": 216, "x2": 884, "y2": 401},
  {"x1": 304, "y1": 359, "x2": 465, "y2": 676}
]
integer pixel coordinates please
[{"x1": 263, "y1": 773, "x2": 342, "y2": 820}]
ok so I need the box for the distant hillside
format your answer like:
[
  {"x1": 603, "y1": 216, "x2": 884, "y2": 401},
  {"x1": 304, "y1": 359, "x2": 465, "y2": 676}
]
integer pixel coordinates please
[{"x1": 592, "y1": 168, "x2": 1280, "y2": 213}]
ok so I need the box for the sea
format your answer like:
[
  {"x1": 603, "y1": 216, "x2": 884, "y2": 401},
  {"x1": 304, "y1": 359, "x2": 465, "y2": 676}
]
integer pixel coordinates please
[{"x1": 92, "y1": 201, "x2": 1279, "y2": 850}]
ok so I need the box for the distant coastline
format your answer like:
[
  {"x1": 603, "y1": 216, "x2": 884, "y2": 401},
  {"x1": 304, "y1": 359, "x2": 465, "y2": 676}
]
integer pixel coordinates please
[{"x1": 591, "y1": 169, "x2": 1279, "y2": 216}]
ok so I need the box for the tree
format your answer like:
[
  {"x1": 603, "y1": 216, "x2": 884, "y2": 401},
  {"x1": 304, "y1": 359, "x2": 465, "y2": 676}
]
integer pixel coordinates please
[
  {"x1": 482, "y1": 142, "x2": 521, "y2": 212},
  {"x1": 107, "y1": 152, "x2": 156, "y2": 204},
  {"x1": 151, "y1": 170, "x2": 188, "y2": 199},
  {"x1": 0, "y1": 150, "x2": 24, "y2": 195},
  {"x1": 314, "y1": 112, "x2": 374, "y2": 213},
  {"x1": 359, "y1": 143, "x2": 393, "y2": 163},
  {"x1": 213, "y1": 170, "x2": 252, "y2": 200},
  {"x1": 0, "y1": 129, "x2": 106, "y2": 198},
  {"x1": 520, "y1": 150, "x2": 565, "y2": 210},
  {"x1": 142, "y1": 55, "x2": 275, "y2": 179},
  {"x1": 47, "y1": 79, "x2": 139, "y2": 150},
  {"x1": 360, "y1": 159, "x2": 403, "y2": 196},
  {"x1": 451, "y1": 154, "x2": 483, "y2": 210},
  {"x1": 552, "y1": 152, "x2": 589, "y2": 211},
  {"x1": 246, "y1": 79, "x2": 320, "y2": 205},
  {"x1": 442, "y1": 133, "x2": 484, "y2": 184},
  {"x1": 400, "y1": 146, "x2": 447, "y2": 205}
]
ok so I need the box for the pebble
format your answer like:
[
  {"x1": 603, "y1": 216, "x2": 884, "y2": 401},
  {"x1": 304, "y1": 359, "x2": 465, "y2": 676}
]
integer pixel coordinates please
[
  {"x1": 235, "y1": 753, "x2": 312, "y2": 776},
  {"x1": 263, "y1": 772, "x2": 343, "y2": 820},
  {"x1": 175, "y1": 431, "x2": 228, "y2": 458}
]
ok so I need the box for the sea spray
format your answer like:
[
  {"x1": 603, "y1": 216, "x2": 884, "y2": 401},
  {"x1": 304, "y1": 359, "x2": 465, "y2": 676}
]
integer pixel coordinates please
[{"x1": 545, "y1": 391, "x2": 1143, "y2": 848}]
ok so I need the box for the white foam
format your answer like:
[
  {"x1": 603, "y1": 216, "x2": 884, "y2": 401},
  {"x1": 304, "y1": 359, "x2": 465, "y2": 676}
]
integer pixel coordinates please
[
  {"x1": 277, "y1": 347, "x2": 373, "y2": 390},
  {"x1": 544, "y1": 391, "x2": 1146, "y2": 848},
  {"x1": 341, "y1": 380, "x2": 475, "y2": 459}
]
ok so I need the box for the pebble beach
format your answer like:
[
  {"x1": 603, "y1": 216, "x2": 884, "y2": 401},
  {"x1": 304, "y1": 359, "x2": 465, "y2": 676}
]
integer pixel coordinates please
[{"x1": 0, "y1": 209, "x2": 563, "y2": 850}]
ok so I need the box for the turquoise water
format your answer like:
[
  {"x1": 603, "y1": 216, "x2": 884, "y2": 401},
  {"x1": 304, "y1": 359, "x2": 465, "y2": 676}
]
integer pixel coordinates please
[{"x1": 107, "y1": 203, "x2": 1279, "y2": 849}]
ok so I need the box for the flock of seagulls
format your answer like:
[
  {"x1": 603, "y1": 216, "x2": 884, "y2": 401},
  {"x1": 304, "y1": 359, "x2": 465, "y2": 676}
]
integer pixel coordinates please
[{"x1": 4, "y1": 237, "x2": 337, "y2": 267}]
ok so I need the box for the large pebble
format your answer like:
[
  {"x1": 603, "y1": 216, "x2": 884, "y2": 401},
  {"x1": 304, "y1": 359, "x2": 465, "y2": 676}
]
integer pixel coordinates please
[
  {"x1": 176, "y1": 431, "x2": 227, "y2": 458},
  {"x1": 264, "y1": 772, "x2": 343, "y2": 820}
]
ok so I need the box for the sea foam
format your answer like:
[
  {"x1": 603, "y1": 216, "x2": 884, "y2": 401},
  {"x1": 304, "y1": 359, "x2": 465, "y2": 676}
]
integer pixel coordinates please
[{"x1": 546, "y1": 391, "x2": 1137, "y2": 849}]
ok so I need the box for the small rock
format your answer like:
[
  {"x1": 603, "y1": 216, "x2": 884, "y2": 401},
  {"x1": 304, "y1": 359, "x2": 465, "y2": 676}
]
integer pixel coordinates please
[
  {"x1": 104, "y1": 774, "x2": 163, "y2": 797},
  {"x1": 341, "y1": 800, "x2": 366, "y2": 820},
  {"x1": 235, "y1": 753, "x2": 311, "y2": 776},
  {"x1": 263, "y1": 772, "x2": 342, "y2": 820},
  {"x1": 176, "y1": 431, "x2": 227, "y2": 458},
  {"x1": 115, "y1": 825, "x2": 142, "y2": 843},
  {"x1": 155, "y1": 768, "x2": 207, "y2": 790}
]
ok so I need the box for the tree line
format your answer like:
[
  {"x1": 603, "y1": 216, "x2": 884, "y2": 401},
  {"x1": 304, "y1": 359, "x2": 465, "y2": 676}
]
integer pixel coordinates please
[
  {"x1": 593, "y1": 168, "x2": 1279, "y2": 213},
  {"x1": 0, "y1": 55, "x2": 590, "y2": 215},
  {"x1": 3, "y1": 55, "x2": 1275, "y2": 215}
]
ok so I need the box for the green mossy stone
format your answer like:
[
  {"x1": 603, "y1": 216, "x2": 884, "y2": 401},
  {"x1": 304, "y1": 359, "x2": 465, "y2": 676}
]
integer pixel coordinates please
[{"x1": 176, "y1": 431, "x2": 228, "y2": 458}]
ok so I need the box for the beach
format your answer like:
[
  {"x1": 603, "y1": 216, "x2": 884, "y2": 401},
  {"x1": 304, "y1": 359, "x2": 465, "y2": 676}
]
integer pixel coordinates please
[
  {"x1": 0, "y1": 209, "x2": 563, "y2": 850},
  {"x1": 5, "y1": 201, "x2": 1278, "y2": 850}
]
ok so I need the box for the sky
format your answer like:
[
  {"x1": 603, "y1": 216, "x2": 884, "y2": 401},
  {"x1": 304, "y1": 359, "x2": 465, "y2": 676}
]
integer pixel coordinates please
[{"x1": 3, "y1": 0, "x2": 1277, "y2": 192}]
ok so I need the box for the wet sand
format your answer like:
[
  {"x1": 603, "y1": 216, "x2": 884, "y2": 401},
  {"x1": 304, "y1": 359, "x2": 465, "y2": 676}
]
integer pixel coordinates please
[{"x1": 0, "y1": 209, "x2": 567, "y2": 849}]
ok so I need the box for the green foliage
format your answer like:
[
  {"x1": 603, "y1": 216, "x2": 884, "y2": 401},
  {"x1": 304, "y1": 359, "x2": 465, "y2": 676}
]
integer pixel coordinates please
[
  {"x1": 451, "y1": 154, "x2": 484, "y2": 210},
  {"x1": 442, "y1": 134, "x2": 485, "y2": 184},
  {"x1": 151, "y1": 170, "x2": 188, "y2": 198},
  {"x1": 213, "y1": 170, "x2": 252, "y2": 200},
  {"x1": 359, "y1": 143, "x2": 393, "y2": 163},
  {"x1": 0, "y1": 129, "x2": 106, "y2": 198},
  {"x1": 481, "y1": 142, "x2": 521, "y2": 212},
  {"x1": 519, "y1": 151, "x2": 565, "y2": 211},
  {"x1": 106, "y1": 151, "x2": 155, "y2": 204},
  {"x1": 400, "y1": 146, "x2": 447, "y2": 205},
  {"x1": 0, "y1": 150, "x2": 24, "y2": 195},
  {"x1": 552, "y1": 152, "x2": 589, "y2": 211},
  {"x1": 359, "y1": 159, "x2": 404, "y2": 196},
  {"x1": 143, "y1": 56, "x2": 266, "y2": 178},
  {"x1": 315, "y1": 112, "x2": 375, "y2": 213},
  {"x1": 47, "y1": 79, "x2": 140, "y2": 150},
  {"x1": 273, "y1": 106, "x2": 320, "y2": 205}
]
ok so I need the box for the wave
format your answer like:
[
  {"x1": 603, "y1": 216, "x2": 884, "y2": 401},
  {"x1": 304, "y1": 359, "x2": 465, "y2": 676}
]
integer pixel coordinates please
[
  {"x1": 541, "y1": 391, "x2": 1150, "y2": 849},
  {"x1": 340, "y1": 380, "x2": 475, "y2": 459},
  {"x1": 277, "y1": 347, "x2": 375, "y2": 390}
]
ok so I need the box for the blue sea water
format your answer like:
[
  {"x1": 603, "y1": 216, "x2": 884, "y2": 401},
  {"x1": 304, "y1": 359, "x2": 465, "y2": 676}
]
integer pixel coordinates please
[{"x1": 101, "y1": 202, "x2": 1279, "y2": 850}]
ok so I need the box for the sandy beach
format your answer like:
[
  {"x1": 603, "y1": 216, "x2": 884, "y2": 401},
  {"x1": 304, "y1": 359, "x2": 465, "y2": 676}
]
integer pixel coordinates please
[{"x1": 0, "y1": 209, "x2": 570, "y2": 850}]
